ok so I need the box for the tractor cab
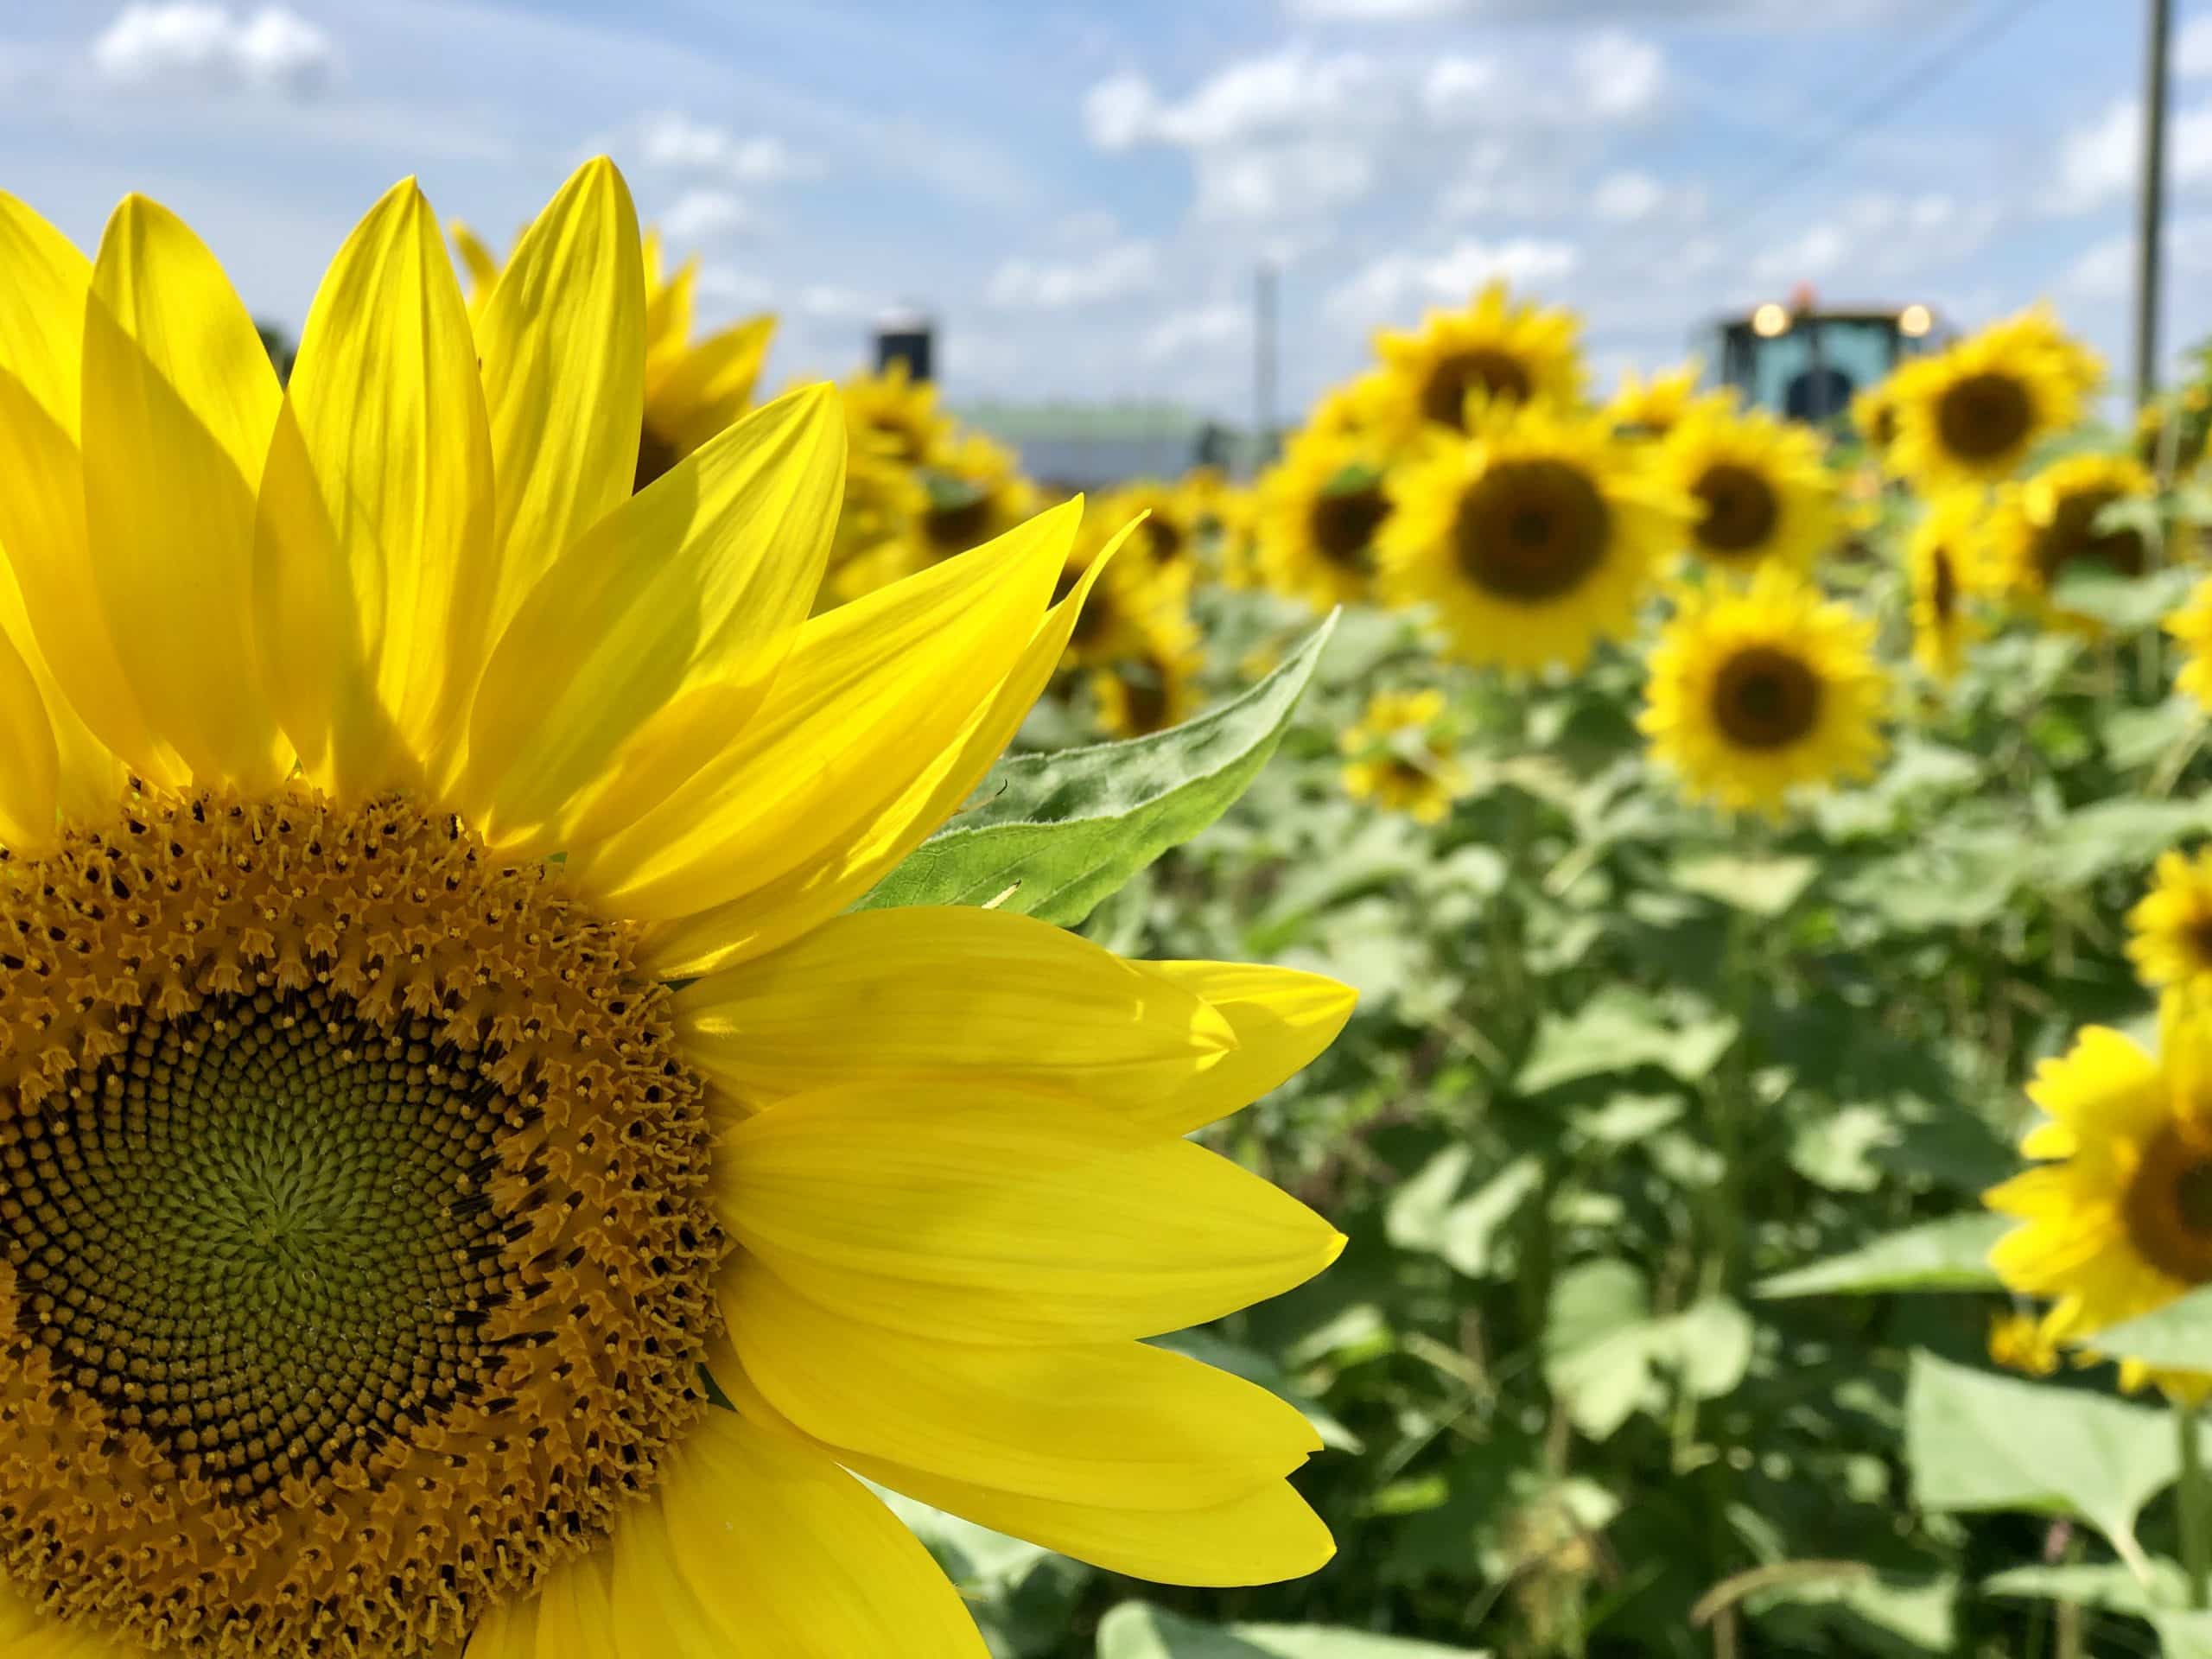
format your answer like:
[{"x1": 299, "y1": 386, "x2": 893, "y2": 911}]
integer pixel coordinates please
[{"x1": 1709, "y1": 290, "x2": 1948, "y2": 424}]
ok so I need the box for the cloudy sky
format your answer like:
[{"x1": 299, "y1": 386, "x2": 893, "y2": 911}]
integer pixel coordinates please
[{"x1": 0, "y1": 1, "x2": 2198, "y2": 421}]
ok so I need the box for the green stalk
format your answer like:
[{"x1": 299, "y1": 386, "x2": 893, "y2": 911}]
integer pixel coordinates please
[{"x1": 2182, "y1": 1402, "x2": 2210, "y2": 1611}]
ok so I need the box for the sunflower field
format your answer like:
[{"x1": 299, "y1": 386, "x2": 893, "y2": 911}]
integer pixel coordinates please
[{"x1": 792, "y1": 282, "x2": 2212, "y2": 1658}]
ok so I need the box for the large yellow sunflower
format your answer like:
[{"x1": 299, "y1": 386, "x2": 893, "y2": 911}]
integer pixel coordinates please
[
  {"x1": 1604, "y1": 361, "x2": 1725, "y2": 442},
  {"x1": 1100, "y1": 479, "x2": 1202, "y2": 592},
  {"x1": 1906, "y1": 491, "x2": 1993, "y2": 681},
  {"x1": 915, "y1": 429, "x2": 1039, "y2": 563},
  {"x1": 1374, "y1": 281, "x2": 1584, "y2": 441},
  {"x1": 1305, "y1": 366, "x2": 1398, "y2": 441},
  {"x1": 1090, "y1": 608, "x2": 1205, "y2": 739},
  {"x1": 1988, "y1": 1011, "x2": 2212, "y2": 1363},
  {"x1": 1377, "y1": 401, "x2": 1688, "y2": 672},
  {"x1": 1986, "y1": 452, "x2": 2156, "y2": 628},
  {"x1": 451, "y1": 220, "x2": 774, "y2": 491},
  {"x1": 1885, "y1": 307, "x2": 2098, "y2": 491},
  {"x1": 1640, "y1": 567, "x2": 1889, "y2": 815},
  {"x1": 1338, "y1": 688, "x2": 1468, "y2": 825},
  {"x1": 842, "y1": 356, "x2": 950, "y2": 467},
  {"x1": 1656, "y1": 404, "x2": 1839, "y2": 572},
  {"x1": 2129, "y1": 849, "x2": 2212, "y2": 1009},
  {"x1": 1255, "y1": 429, "x2": 1394, "y2": 611},
  {"x1": 2170, "y1": 575, "x2": 2212, "y2": 710},
  {"x1": 0, "y1": 163, "x2": 1352, "y2": 1656}
]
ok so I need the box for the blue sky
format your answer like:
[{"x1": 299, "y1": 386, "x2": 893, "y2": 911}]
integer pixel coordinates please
[{"x1": 0, "y1": 1, "x2": 2200, "y2": 420}]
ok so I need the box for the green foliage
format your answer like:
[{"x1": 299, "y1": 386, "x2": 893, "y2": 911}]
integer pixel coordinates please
[{"x1": 1096, "y1": 1604, "x2": 1488, "y2": 1656}]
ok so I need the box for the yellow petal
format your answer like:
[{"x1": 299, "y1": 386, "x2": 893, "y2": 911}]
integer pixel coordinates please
[
  {"x1": 448, "y1": 218, "x2": 501, "y2": 305},
  {"x1": 1137, "y1": 962, "x2": 1357, "y2": 1135},
  {"x1": 643, "y1": 252, "x2": 696, "y2": 371},
  {"x1": 462, "y1": 1549, "x2": 615, "y2": 1659},
  {"x1": 725, "y1": 1253, "x2": 1319, "y2": 1510},
  {"x1": 567, "y1": 500, "x2": 1074, "y2": 925},
  {"x1": 856, "y1": 1454, "x2": 1334, "y2": 1587},
  {"x1": 83, "y1": 194, "x2": 288, "y2": 791},
  {"x1": 0, "y1": 193, "x2": 180, "y2": 789},
  {"x1": 717, "y1": 1084, "x2": 1344, "y2": 1344},
  {"x1": 458, "y1": 385, "x2": 842, "y2": 851},
  {"x1": 650, "y1": 315, "x2": 776, "y2": 454},
  {"x1": 671, "y1": 904, "x2": 1235, "y2": 1115},
  {"x1": 0, "y1": 621, "x2": 58, "y2": 853},
  {"x1": 634, "y1": 506, "x2": 1120, "y2": 976},
  {"x1": 474, "y1": 157, "x2": 645, "y2": 676},
  {"x1": 260, "y1": 176, "x2": 495, "y2": 794}
]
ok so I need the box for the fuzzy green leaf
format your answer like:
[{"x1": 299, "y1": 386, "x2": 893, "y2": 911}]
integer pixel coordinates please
[
  {"x1": 1096, "y1": 1603, "x2": 1487, "y2": 1657},
  {"x1": 1756, "y1": 1214, "x2": 2010, "y2": 1299}
]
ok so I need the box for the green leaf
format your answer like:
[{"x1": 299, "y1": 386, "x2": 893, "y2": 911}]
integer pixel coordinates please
[
  {"x1": 1542, "y1": 1262, "x2": 1751, "y2": 1438},
  {"x1": 1095, "y1": 1602, "x2": 1487, "y2": 1657},
  {"x1": 2031, "y1": 797, "x2": 2212, "y2": 888},
  {"x1": 1904, "y1": 1351, "x2": 2178, "y2": 1568},
  {"x1": 861, "y1": 615, "x2": 1336, "y2": 923},
  {"x1": 1985, "y1": 1559, "x2": 2190, "y2": 1620},
  {"x1": 2088, "y1": 1281, "x2": 2212, "y2": 1370},
  {"x1": 1756, "y1": 1213, "x2": 2010, "y2": 1299},
  {"x1": 1384, "y1": 1148, "x2": 1543, "y2": 1279},
  {"x1": 1516, "y1": 988, "x2": 1738, "y2": 1096},
  {"x1": 1669, "y1": 853, "x2": 1819, "y2": 916},
  {"x1": 2048, "y1": 550, "x2": 2193, "y2": 633}
]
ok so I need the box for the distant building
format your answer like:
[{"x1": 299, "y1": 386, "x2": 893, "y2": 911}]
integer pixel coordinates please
[{"x1": 956, "y1": 400, "x2": 1267, "y2": 489}]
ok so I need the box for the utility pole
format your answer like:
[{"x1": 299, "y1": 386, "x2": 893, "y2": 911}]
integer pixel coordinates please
[
  {"x1": 2137, "y1": 0, "x2": 2174, "y2": 404},
  {"x1": 1253, "y1": 262, "x2": 1278, "y2": 478}
]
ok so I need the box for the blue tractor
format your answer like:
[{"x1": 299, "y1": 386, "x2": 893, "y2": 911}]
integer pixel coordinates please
[{"x1": 1709, "y1": 291, "x2": 1950, "y2": 425}]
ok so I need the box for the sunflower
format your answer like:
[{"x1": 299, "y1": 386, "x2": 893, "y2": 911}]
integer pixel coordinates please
[
  {"x1": 916, "y1": 430, "x2": 1039, "y2": 563},
  {"x1": 1640, "y1": 567, "x2": 1889, "y2": 815},
  {"x1": 1255, "y1": 430, "x2": 1394, "y2": 611},
  {"x1": 0, "y1": 164, "x2": 1352, "y2": 1656},
  {"x1": 1850, "y1": 379, "x2": 1899, "y2": 457},
  {"x1": 1306, "y1": 366, "x2": 1398, "y2": 440},
  {"x1": 1374, "y1": 281, "x2": 1584, "y2": 441},
  {"x1": 1101, "y1": 479, "x2": 1202, "y2": 590},
  {"x1": 842, "y1": 356, "x2": 950, "y2": 467},
  {"x1": 1090, "y1": 609, "x2": 1205, "y2": 739},
  {"x1": 1377, "y1": 401, "x2": 1688, "y2": 672},
  {"x1": 450, "y1": 221, "x2": 774, "y2": 492},
  {"x1": 2137, "y1": 387, "x2": 2212, "y2": 477},
  {"x1": 2128, "y1": 850, "x2": 2212, "y2": 1011},
  {"x1": 1885, "y1": 308, "x2": 2097, "y2": 491},
  {"x1": 1656, "y1": 404, "x2": 1838, "y2": 571},
  {"x1": 1056, "y1": 516, "x2": 1176, "y2": 669},
  {"x1": 1987, "y1": 1010, "x2": 2212, "y2": 1376},
  {"x1": 1605, "y1": 361, "x2": 1722, "y2": 442},
  {"x1": 1906, "y1": 492, "x2": 1992, "y2": 681},
  {"x1": 1986, "y1": 1310, "x2": 2061, "y2": 1377},
  {"x1": 1986, "y1": 452, "x2": 2155, "y2": 627},
  {"x1": 2170, "y1": 575, "x2": 2212, "y2": 710},
  {"x1": 1339, "y1": 689, "x2": 1468, "y2": 825}
]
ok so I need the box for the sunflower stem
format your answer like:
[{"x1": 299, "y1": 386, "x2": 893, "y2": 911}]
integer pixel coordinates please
[{"x1": 2182, "y1": 1402, "x2": 2210, "y2": 1611}]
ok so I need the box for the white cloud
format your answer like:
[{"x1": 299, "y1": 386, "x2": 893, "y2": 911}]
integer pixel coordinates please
[
  {"x1": 796, "y1": 284, "x2": 885, "y2": 321},
  {"x1": 638, "y1": 112, "x2": 810, "y2": 182},
  {"x1": 1592, "y1": 170, "x2": 1679, "y2": 222},
  {"x1": 92, "y1": 3, "x2": 335, "y2": 96},
  {"x1": 658, "y1": 188, "x2": 751, "y2": 243},
  {"x1": 2063, "y1": 234, "x2": 2133, "y2": 300},
  {"x1": 1327, "y1": 236, "x2": 1580, "y2": 322},
  {"x1": 1142, "y1": 303, "x2": 1247, "y2": 362},
  {"x1": 1437, "y1": 141, "x2": 1574, "y2": 219},
  {"x1": 985, "y1": 240, "x2": 1159, "y2": 309},
  {"x1": 2053, "y1": 96, "x2": 2212, "y2": 213},
  {"x1": 1422, "y1": 32, "x2": 1663, "y2": 127},
  {"x1": 1085, "y1": 45, "x2": 1383, "y2": 153},
  {"x1": 1195, "y1": 140, "x2": 1374, "y2": 222},
  {"x1": 695, "y1": 265, "x2": 773, "y2": 308},
  {"x1": 1575, "y1": 29, "x2": 1663, "y2": 118},
  {"x1": 1421, "y1": 55, "x2": 1498, "y2": 121},
  {"x1": 1084, "y1": 73, "x2": 1159, "y2": 150},
  {"x1": 1752, "y1": 192, "x2": 1999, "y2": 283},
  {"x1": 1289, "y1": 0, "x2": 1465, "y2": 16},
  {"x1": 2181, "y1": 15, "x2": 2212, "y2": 79}
]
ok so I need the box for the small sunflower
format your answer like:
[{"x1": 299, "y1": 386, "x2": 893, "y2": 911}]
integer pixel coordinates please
[
  {"x1": 1374, "y1": 281, "x2": 1584, "y2": 441},
  {"x1": 450, "y1": 221, "x2": 774, "y2": 492},
  {"x1": 1640, "y1": 566, "x2": 1889, "y2": 815},
  {"x1": 0, "y1": 163, "x2": 1352, "y2": 1656},
  {"x1": 1850, "y1": 379, "x2": 1898, "y2": 457},
  {"x1": 2129, "y1": 849, "x2": 2212, "y2": 1009},
  {"x1": 1255, "y1": 430, "x2": 1394, "y2": 611},
  {"x1": 917, "y1": 430, "x2": 1039, "y2": 563},
  {"x1": 1339, "y1": 688, "x2": 1467, "y2": 825},
  {"x1": 1987, "y1": 1011, "x2": 2212, "y2": 1366},
  {"x1": 1101, "y1": 479, "x2": 1202, "y2": 589},
  {"x1": 843, "y1": 356, "x2": 950, "y2": 467},
  {"x1": 1885, "y1": 307, "x2": 2097, "y2": 491},
  {"x1": 1377, "y1": 402, "x2": 1688, "y2": 672},
  {"x1": 1986, "y1": 1310, "x2": 2061, "y2": 1377},
  {"x1": 1656, "y1": 404, "x2": 1839, "y2": 571},
  {"x1": 1906, "y1": 492, "x2": 1992, "y2": 681},
  {"x1": 1986, "y1": 453, "x2": 2155, "y2": 626},
  {"x1": 1057, "y1": 519, "x2": 1176, "y2": 669},
  {"x1": 2169, "y1": 575, "x2": 2212, "y2": 709},
  {"x1": 1306, "y1": 367, "x2": 1398, "y2": 440},
  {"x1": 1605, "y1": 361, "x2": 1723, "y2": 442},
  {"x1": 1090, "y1": 609, "x2": 1205, "y2": 739}
]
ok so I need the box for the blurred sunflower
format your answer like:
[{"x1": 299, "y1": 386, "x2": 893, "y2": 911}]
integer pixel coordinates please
[
  {"x1": 1985, "y1": 1310, "x2": 2061, "y2": 1377},
  {"x1": 1657, "y1": 405, "x2": 1838, "y2": 571},
  {"x1": 2136, "y1": 386, "x2": 2211, "y2": 476},
  {"x1": 916, "y1": 430, "x2": 1039, "y2": 563},
  {"x1": 1640, "y1": 567, "x2": 1888, "y2": 815},
  {"x1": 1375, "y1": 281, "x2": 1583, "y2": 440},
  {"x1": 2129, "y1": 849, "x2": 2212, "y2": 1009},
  {"x1": 1306, "y1": 366, "x2": 1398, "y2": 440},
  {"x1": 822, "y1": 451, "x2": 931, "y2": 606},
  {"x1": 1090, "y1": 609, "x2": 1205, "y2": 738},
  {"x1": 1057, "y1": 520, "x2": 1174, "y2": 669},
  {"x1": 2170, "y1": 575, "x2": 2212, "y2": 710},
  {"x1": 1850, "y1": 379, "x2": 1899, "y2": 457},
  {"x1": 450, "y1": 220, "x2": 774, "y2": 492},
  {"x1": 1339, "y1": 689, "x2": 1467, "y2": 825},
  {"x1": 1605, "y1": 361, "x2": 1720, "y2": 442},
  {"x1": 1885, "y1": 308, "x2": 2096, "y2": 491},
  {"x1": 1986, "y1": 452, "x2": 2154, "y2": 626},
  {"x1": 1255, "y1": 430, "x2": 1394, "y2": 611},
  {"x1": 843, "y1": 356, "x2": 950, "y2": 466},
  {"x1": 1378, "y1": 402, "x2": 1688, "y2": 672},
  {"x1": 0, "y1": 162, "x2": 1353, "y2": 1657},
  {"x1": 1987, "y1": 1013, "x2": 2212, "y2": 1372},
  {"x1": 1906, "y1": 492, "x2": 1991, "y2": 681},
  {"x1": 1103, "y1": 479, "x2": 1202, "y2": 588}
]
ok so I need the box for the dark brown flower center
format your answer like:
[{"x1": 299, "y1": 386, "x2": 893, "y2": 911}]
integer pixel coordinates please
[
  {"x1": 1309, "y1": 484, "x2": 1390, "y2": 570},
  {"x1": 2033, "y1": 486, "x2": 2146, "y2": 588},
  {"x1": 1421, "y1": 349, "x2": 1535, "y2": 429},
  {"x1": 1936, "y1": 371, "x2": 2033, "y2": 463},
  {"x1": 1452, "y1": 459, "x2": 1611, "y2": 601},
  {"x1": 1712, "y1": 645, "x2": 1823, "y2": 749},
  {"x1": 1692, "y1": 463, "x2": 1781, "y2": 557},
  {"x1": 2126, "y1": 1123, "x2": 2212, "y2": 1282}
]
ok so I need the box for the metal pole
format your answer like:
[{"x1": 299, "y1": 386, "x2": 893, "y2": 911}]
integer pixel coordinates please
[
  {"x1": 2137, "y1": 0, "x2": 2174, "y2": 404},
  {"x1": 1254, "y1": 262, "x2": 1278, "y2": 477}
]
